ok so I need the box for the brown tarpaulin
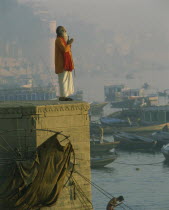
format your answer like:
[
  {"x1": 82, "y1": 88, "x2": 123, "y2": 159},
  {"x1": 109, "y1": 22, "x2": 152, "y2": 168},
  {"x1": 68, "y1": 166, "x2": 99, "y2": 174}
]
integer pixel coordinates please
[{"x1": 0, "y1": 134, "x2": 73, "y2": 209}]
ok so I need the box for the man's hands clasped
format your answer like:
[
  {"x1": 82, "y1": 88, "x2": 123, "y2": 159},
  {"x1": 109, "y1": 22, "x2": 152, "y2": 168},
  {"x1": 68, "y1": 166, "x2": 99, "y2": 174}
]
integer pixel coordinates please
[{"x1": 67, "y1": 37, "x2": 74, "y2": 45}]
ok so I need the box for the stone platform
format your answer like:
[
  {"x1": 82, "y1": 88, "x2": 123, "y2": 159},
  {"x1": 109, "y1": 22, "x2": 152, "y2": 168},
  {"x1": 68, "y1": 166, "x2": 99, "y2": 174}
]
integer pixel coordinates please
[{"x1": 0, "y1": 100, "x2": 93, "y2": 209}]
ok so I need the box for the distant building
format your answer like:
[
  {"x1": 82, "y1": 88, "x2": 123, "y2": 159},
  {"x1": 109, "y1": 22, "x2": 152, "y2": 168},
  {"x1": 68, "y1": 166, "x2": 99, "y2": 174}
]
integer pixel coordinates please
[
  {"x1": 146, "y1": 94, "x2": 159, "y2": 106},
  {"x1": 104, "y1": 85, "x2": 125, "y2": 101},
  {"x1": 122, "y1": 88, "x2": 144, "y2": 99},
  {"x1": 141, "y1": 106, "x2": 169, "y2": 123},
  {"x1": 104, "y1": 85, "x2": 145, "y2": 102}
]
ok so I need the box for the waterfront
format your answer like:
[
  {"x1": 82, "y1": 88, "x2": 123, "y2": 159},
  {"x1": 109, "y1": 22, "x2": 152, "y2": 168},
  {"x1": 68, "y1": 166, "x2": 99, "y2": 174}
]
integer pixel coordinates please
[
  {"x1": 91, "y1": 101, "x2": 169, "y2": 210},
  {"x1": 92, "y1": 151, "x2": 169, "y2": 210}
]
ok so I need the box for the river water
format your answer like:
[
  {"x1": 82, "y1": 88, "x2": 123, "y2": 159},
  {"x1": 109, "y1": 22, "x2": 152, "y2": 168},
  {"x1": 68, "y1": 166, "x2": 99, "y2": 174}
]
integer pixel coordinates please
[
  {"x1": 91, "y1": 100, "x2": 169, "y2": 210},
  {"x1": 92, "y1": 151, "x2": 169, "y2": 210}
]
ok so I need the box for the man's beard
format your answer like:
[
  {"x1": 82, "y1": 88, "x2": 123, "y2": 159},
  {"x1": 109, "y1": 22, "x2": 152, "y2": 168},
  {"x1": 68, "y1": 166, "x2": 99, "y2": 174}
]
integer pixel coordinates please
[{"x1": 63, "y1": 32, "x2": 68, "y2": 42}]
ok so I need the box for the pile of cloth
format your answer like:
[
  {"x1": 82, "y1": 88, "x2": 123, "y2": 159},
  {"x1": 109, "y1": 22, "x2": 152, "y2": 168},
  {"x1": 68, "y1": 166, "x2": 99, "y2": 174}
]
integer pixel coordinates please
[{"x1": 0, "y1": 134, "x2": 73, "y2": 210}]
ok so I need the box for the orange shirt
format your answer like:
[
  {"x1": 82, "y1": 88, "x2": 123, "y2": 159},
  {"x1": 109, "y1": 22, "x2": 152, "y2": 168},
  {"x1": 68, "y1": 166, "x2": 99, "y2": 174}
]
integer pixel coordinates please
[{"x1": 55, "y1": 37, "x2": 74, "y2": 74}]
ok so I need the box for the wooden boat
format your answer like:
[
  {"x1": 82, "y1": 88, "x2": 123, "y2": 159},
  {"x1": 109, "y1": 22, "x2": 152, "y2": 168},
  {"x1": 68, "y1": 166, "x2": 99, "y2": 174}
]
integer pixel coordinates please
[
  {"x1": 90, "y1": 102, "x2": 108, "y2": 115},
  {"x1": 100, "y1": 117, "x2": 130, "y2": 127},
  {"x1": 152, "y1": 131, "x2": 169, "y2": 148},
  {"x1": 90, "y1": 121, "x2": 169, "y2": 136},
  {"x1": 114, "y1": 132, "x2": 156, "y2": 151},
  {"x1": 102, "y1": 123, "x2": 169, "y2": 135},
  {"x1": 111, "y1": 95, "x2": 158, "y2": 108},
  {"x1": 161, "y1": 144, "x2": 169, "y2": 161},
  {"x1": 118, "y1": 123, "x2": 169, "y2": 134},
  {"x1": 90, "y1": 128, "x2": 120, "y2": 153},
  {"x1": 91, "y1": 154, "x2": 117, "y2": 168},
  {"x1": 90, "y1": 139, "x2": 119, "y2": 153}
]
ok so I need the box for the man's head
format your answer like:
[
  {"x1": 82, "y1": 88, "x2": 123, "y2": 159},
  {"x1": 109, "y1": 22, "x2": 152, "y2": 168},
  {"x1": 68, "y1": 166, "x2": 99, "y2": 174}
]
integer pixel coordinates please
[
  {"x1": 56, "y1": 26, "x2": 68, "y2": 42},
  {"x1": 56, "y1": 26, "x2": 67, "y2": 37},
  {"x1": 117, "y1": 196, "x2": 124, "y2": 202}
]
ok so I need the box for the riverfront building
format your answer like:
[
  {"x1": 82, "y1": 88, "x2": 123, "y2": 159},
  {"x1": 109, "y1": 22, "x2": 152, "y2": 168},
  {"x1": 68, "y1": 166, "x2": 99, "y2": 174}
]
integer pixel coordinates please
[{"x1": 141, "y1": 106, "x2": 169, "y2": 123}]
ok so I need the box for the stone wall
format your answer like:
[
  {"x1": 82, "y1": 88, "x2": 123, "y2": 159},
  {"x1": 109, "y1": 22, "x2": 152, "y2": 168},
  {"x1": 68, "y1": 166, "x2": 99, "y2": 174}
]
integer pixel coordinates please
[{"x1": 0, "y1": 101, "x2": 93, "y2": 210}]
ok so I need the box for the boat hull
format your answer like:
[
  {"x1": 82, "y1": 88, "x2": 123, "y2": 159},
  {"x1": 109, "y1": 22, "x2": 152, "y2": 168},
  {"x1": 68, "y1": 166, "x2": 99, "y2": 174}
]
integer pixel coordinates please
[
  {"x1": 162, "y1": 153, "x2": 169, "y2": 161},
  {"x1": 91, "y1": 155, "x2": 117, "y2": 168},
  {"x1": 115, "y1": 137, "x2": 156, "y2": 151},
  {"x1": 90, "y1": 141, "x2": 119, "y2": 153}
]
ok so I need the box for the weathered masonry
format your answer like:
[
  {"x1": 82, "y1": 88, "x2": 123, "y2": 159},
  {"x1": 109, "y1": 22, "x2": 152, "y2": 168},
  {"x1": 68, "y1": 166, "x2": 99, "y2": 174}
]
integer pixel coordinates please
[
  {"x1": 141, "y1": 106, "x2": 169, "y2": 123},
  {"x1": 0, "y1": 101, "x2": 93, "y2": 210}
]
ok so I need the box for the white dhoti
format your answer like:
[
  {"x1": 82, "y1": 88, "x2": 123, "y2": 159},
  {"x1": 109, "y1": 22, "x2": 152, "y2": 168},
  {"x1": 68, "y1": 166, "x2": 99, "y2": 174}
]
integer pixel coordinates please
[{"x1": 58, "y1": 71, "x2": 74, "y2": 97}]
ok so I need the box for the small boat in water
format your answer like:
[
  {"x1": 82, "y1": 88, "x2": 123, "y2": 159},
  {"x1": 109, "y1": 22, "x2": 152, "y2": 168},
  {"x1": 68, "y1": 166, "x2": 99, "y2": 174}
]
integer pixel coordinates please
[
  {"x1": 90, "y1": 102, "x2": 108, "y2": 115},
  {"x1": 100, "y1": 117, "x2": 130, "y2": 127},
  {"x1": 161, "y1": 144, "x2": 169, "y2": 161},
  {"x1": 90, "y1": 138, "x2": 119, "y2": 153},
  {"x1": 90, "y1": 128, "x2": 119, "y2": 153},
  {"x1": 91, "y1": 154, "x2": 117, "y2": 168},
  {"x1": 152, "y1": 131, "x2": 169, "y2": 148},
  {"x1": 114, "y1": 132, "x2": 156, "y2": 151}
]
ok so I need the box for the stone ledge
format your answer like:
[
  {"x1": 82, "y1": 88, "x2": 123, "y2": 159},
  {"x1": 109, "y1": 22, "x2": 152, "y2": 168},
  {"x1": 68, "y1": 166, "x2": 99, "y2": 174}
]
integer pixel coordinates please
[{"x1": 0, "y1": 101, "x2": 90, "y2": 115}]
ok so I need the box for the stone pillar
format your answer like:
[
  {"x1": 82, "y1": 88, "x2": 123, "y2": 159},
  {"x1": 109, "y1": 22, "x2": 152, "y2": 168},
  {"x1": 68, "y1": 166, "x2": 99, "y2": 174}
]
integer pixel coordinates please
[{"x1": 0, "y1": 101, "x2": 92, "y2": 210}]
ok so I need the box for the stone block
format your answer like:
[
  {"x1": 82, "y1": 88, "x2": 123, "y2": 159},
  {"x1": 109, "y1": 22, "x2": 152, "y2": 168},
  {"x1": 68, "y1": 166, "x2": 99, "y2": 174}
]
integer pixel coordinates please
[{"x1": 0, "y1": 101, "x2": 92, "y2": 210}]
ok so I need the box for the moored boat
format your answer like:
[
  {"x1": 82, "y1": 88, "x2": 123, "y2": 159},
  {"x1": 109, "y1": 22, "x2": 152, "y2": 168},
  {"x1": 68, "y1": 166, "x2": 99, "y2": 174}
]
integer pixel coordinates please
[
  {"x1": 91, "y1": 154, "x2": 117, "y2": 168},
  {"x1": 152, "y1": 131, "x2": 169, "y2": 148},
  {"x1": 90, "y1": 102, "x2": 108, "y2": 115},
  {"x1": 114, "y1": 132, "x2": 156, "y2": 151},
  {"x1": 90, "y1": 139, "x2": 119, "y2": 153},
  {"x1": 90, "y1": 122, "x2": 169, "y2": 135},
  {"x1": 90, "y1": 126, "x2": 120, "y2": 154},
  {"x1": 100, "y1": 117, "x2": 130, "y2": 127}
]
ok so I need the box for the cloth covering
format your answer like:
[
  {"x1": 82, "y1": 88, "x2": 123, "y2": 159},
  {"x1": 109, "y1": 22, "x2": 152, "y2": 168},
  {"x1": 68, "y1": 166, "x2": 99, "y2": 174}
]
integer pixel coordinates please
[
  {"x1": 60, "y1": 37, "x2": 74, "y2": 71},
  {"x1": 0, "y1": 134, "x2": 73, "y2": 210},
  {"x1": 55, "y1": 37, "x2": 74, "y2": 74},
  {"x1": 16, "y1": 153, "x2": 40, "y2": 187},
  {"x1": 58, "y1": 71, "x2": 74, "y2": 97}
]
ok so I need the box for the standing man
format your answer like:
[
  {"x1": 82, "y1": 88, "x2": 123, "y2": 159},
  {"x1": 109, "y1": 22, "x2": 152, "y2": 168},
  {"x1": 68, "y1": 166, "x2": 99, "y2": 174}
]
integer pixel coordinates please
[{"x1": 55, "y1": 26, "x2": 74, "y2": 101}]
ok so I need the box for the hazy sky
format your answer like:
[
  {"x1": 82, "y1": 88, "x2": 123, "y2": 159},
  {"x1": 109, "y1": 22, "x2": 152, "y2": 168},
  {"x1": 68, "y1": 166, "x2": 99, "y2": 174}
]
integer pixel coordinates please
[
  {"x1": 0, "y1": 0, "x2": 49, "y2": 65},
  {"x1": 46, "y1": 0, "x2": 168, "y2": 33}
]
